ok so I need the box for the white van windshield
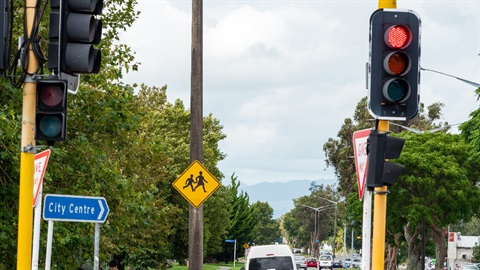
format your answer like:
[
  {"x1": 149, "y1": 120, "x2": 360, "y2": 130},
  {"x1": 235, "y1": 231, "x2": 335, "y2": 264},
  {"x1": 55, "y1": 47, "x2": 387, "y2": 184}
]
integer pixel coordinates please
[{"x1": 248, "y1": 256, "x2": 294, "y2": 270}]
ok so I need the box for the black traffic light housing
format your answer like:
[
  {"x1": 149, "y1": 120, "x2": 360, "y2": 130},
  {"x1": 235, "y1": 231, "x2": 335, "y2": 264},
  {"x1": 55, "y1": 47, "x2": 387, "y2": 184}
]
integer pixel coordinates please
[
  {"x1": 35, "y1": 79, "x2": 68, "y2": 144},
  {"x1": 368, "y1": 9, "x2": 421, "y2": 120},
  {"x1": 48, "y1": 0, "x2": 103, "y2": 74},
  {"x1": 0, "y1": 0, "x2": 10, "y2": 74},
  {"x1": 366, "y1": 130, "x2": 405, "y2": 189}
]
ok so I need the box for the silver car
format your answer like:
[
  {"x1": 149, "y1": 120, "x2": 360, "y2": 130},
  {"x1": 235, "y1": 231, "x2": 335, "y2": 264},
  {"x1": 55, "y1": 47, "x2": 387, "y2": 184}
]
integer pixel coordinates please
[{"x1": 295, "y1": 256, "x2": 307, "y2": 270}]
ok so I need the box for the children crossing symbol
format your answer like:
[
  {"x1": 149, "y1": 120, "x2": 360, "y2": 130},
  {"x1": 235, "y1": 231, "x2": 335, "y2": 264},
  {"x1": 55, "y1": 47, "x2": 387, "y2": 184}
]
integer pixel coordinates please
[{"x1": 173, "y1": 160, "x2": 220, "y2": 208}]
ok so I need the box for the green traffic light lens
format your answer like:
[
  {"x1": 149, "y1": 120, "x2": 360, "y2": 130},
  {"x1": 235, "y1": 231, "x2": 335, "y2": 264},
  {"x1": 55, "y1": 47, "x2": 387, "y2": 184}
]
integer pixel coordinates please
[
  {"x1": 383, "y1": 79, "x2": 410, "y2": 103},
  {"x1": 39, "y1": 115, "x2": 63, "y2": 138}
]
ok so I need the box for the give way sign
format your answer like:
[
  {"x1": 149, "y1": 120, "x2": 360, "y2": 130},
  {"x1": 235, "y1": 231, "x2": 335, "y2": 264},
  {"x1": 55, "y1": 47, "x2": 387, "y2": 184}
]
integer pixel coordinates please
[
  {"x1": 353, "y1": 129, "x2": 371, "y2": 200},
  {"x1": 34, "y1": 149, "x2": 51, "y2": 207}
]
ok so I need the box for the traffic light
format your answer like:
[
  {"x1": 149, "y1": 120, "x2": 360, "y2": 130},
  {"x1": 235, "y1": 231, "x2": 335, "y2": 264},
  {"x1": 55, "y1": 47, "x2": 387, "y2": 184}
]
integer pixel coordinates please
[
  {"x1": 366, "y1": 130, "x2": 405, "y2": 189},
  {"x1": 368, "y1": 9, "x2": 421, "y2": 120},
  {"x1": 48, "y1": 0, "x2": 103, "y2": 74},
  {"x1": 35, "y1": 80, "x2": 68, "y2": 143},
  {"x1": 0, "y1": 0, "x2": 10, "y2": 74}
]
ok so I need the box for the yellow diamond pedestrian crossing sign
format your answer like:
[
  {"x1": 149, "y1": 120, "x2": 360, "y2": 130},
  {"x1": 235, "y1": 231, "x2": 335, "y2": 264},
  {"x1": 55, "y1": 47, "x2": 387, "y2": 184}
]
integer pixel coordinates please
[{"x1": 173, "y1": 160, "x2": 221, "y2": 208}]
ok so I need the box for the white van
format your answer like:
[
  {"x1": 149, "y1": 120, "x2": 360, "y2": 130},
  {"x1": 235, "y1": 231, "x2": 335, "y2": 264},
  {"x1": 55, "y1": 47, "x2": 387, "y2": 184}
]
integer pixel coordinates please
[{"x1": 240, "y1": 244, "x2": 297, "y2": 270}]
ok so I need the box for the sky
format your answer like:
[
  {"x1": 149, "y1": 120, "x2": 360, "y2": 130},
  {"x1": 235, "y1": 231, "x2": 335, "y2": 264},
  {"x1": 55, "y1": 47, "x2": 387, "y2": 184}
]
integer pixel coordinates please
[{"x1": 121, "y1": 0, "x2": 480, "y2": 186}]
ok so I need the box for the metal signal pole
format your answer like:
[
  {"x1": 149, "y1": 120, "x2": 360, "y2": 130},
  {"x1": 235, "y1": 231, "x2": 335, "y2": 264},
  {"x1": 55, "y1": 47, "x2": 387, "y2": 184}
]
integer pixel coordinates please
[
  {"x1": 189, "y1": 0, "x2": 203, "y2": 269},
  {"x1": 17, "y1": 0, "x2": 38, "y2": 268}
]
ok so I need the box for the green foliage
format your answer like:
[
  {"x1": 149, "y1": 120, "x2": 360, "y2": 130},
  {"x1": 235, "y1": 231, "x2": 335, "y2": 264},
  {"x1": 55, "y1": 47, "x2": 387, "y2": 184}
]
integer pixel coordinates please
[
  {"x1": 473, "y1": 244, "x2": 480, "y2": 263},
  {"x1": 251, "y1": 201, "x2": 281, "y2": 245},
  {"x1": 283, "y1": 185, "x2": 342, "y2": 255}
]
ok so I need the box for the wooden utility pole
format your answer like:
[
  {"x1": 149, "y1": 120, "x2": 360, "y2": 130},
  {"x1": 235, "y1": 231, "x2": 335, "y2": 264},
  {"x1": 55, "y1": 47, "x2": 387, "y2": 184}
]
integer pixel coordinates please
[
  {"x1": 189, "y1": 0, "x2": 203, "y2": 269},
  {"x1": 17, "y1": 0, "x2": 38, "y2": 268}
]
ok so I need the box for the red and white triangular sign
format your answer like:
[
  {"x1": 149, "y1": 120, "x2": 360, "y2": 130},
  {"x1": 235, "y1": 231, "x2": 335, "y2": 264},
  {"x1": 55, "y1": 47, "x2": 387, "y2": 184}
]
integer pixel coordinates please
[
  {"x1": 33, "y1": 149, "x2": 51, "y2": 207},
  {"x1": 353, "y1": 129, "x2": 371, "y2": 200}
]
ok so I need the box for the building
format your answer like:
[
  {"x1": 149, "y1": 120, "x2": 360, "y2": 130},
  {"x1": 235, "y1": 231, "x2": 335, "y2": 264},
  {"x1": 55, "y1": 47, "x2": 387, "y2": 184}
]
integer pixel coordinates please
[{"x1": 447, "y1": 232, "x2": 480, "y2": 268}]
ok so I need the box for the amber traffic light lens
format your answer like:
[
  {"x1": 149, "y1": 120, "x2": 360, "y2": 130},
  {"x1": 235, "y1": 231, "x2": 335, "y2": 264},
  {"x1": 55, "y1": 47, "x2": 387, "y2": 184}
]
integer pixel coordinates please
[{"x1": 384, "y1": 52, "x2": 410, "y2": 75}]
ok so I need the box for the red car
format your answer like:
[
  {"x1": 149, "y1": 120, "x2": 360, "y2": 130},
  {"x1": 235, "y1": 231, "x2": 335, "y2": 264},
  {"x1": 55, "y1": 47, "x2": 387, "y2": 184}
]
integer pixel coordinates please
[{"x1": 306, "y1": 258, "x2": 318, "y2": 267}]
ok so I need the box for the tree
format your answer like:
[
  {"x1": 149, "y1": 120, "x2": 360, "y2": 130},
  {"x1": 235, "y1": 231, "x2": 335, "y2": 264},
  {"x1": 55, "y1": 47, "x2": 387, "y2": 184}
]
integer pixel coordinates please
[
  {"x1": 388, "y1": 132, "x2": 480, "y2": 270},
  {"x1": 283, "y1": 184, "x2": 341, "y2": 257},
  {"x1": 218, "y1": 174, "x2": 257, "y2": 263},
  {"x1": 322, "y1": 96, "x2": 459, "y2": 270},
  {"x1": 251, "y1": 201, "x2": 281, "y2": 245}
]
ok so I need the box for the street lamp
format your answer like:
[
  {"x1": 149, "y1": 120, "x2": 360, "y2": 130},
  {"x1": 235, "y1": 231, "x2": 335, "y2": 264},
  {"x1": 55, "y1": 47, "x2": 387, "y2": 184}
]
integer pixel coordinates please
[
  {"x1": 389, "y1": 122, "x2": 462, "y2": 134},
  {"x1": 315, "y1": 197, "x2": 338, "y2": 261},
  {"x1": 421, "y1": 67, "x2": 480, "y2": 88},
  {"x1": 299, "y1": 204, "x2": 336, "y2": 257}
]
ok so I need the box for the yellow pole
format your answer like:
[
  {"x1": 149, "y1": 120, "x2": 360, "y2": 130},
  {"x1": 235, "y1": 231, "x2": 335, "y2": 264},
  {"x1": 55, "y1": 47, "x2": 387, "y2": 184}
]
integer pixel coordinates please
[
  {"x1": 371, "y1": 121, "x2": 389, "y2": 270},
  {"x1": 378, "y1": 0, "x2": 396, "y2": 8},
  {"x1": 17, "y1": 0, "x2": 38, "y2": 268}
]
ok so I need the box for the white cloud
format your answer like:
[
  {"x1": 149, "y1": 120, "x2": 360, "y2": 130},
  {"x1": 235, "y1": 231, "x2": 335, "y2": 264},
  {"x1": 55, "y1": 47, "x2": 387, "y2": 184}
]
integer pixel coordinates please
[{"x1": 122, "y1": 1, "x2": 480, "y2": 186}]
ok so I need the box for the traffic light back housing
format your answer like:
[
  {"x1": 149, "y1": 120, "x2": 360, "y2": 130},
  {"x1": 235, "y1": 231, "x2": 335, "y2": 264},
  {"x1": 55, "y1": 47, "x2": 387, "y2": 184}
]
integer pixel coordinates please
[
  {"x1": 48, "y1": 0, "x2": 103, "y2": 74},
  {"x1": 0, "y1": 0, "x2": 10, "y2": 74},
  {"x1": 368, "y1": 9, "x2": 421, "y2": 120},
  {"x1": 366, "y1": 130, "x2": 405, "y2": 189}
]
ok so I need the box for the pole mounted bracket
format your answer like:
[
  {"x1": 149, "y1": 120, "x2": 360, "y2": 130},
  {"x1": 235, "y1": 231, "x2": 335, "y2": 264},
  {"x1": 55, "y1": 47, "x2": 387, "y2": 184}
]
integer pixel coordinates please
[
  {"x1": 373, "y1": 189, "x2": 390, "y2": 195},
  {"x1": 22, "y1": 143, "x2": 36, "y2": 153}
]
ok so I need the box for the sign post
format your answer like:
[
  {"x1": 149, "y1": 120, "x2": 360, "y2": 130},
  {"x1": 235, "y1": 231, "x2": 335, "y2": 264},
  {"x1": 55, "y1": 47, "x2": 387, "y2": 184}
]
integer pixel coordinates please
[
  {"x1": 353, "y1": 128, "x2": 372, "y2": 270},
  {"x1": 225, "y1": 239, "x2": 237, "y2": 267},
  {"x1": 43, "y1": 194, "x2": 109, "y2": 270},
  {"x1": 32, "y1": 149, "x2": 51, "y2": 270}
]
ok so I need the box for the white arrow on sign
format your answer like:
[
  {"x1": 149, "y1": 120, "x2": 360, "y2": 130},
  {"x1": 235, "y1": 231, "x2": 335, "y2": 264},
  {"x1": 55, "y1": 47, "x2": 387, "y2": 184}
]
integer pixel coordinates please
[
  {"x1": 352, "y1": 129, "x2": 371, "y2": 200},
  {"x1": 34, "y1": 150, "x2": 51, "y2": 207},
  {"x1": 98, "y1": 200, "x2": 104, "y2": 220}
]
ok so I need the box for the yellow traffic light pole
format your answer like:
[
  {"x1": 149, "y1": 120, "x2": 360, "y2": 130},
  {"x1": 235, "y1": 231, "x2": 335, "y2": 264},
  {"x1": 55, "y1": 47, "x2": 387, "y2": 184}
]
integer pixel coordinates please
[
  {"x1": 17, "y1": 0, "x2": 38, "y2": 268},
  {"x1": 371, "y1": 120, "x2": 389, "y2": 270}
]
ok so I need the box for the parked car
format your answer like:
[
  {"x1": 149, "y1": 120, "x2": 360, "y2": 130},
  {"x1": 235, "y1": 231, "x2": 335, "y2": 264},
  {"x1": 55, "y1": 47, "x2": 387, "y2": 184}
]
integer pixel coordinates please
[
  {"x1": 295, "y1": 256, "x2": 307, "y2": 270},
  {"x1": 333, "y1": 260, "x2": 343, "y2": 268},
  {"x1": 463, "y1": 265, "x2": 480, "y2": 270},
  {"x1": 319, "y1": 254, "x2": 333, "y2": 269},
  {"x1": 306, "y1": 258, "x2": 318, "y2": 268},
  {"x1": 352, "y1": 258, "x2": 362, "y2": 268}
]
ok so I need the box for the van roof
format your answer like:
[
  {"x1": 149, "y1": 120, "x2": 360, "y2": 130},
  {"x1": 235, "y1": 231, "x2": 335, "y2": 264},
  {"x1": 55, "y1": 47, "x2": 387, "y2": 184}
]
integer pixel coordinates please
[{"x1": 247, "y1": 244, "x2": 294, "y2": 258}]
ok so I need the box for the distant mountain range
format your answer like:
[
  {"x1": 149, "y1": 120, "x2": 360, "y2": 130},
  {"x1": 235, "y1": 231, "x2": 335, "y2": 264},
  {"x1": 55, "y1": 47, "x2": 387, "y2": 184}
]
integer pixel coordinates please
[{"x1": 240, "y1": 179, "x2": 337, "y2": 218}]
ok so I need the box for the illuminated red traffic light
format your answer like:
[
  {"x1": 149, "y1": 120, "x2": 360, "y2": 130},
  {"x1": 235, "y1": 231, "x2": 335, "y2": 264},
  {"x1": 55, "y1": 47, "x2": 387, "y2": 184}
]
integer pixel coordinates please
[
  {"x1": 385, "y1": 25, "x2": 411, "y2": 49},
  {"x1": 368, "y1": 9, "x2": 420, "y2": 120}
]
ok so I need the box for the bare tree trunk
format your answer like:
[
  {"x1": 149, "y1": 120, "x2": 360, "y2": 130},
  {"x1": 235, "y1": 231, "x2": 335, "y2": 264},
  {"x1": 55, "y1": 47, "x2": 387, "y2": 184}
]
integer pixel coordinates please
[
  {"x1": 404, "y1": 222, "x2": 423, "y2": 270},
  {"x1": 430, "y1": 224, "x2": 447, "y2": 270},
  {"x1": 386, "y1": 233, "x2": 401, "y2": 270}
]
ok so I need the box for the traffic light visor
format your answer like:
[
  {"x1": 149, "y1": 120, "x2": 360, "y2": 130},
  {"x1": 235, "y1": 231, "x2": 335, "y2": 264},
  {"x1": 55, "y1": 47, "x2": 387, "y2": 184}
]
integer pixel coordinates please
[{"x1": 385, "y1": 25, "x2": 411, "y2": 49}]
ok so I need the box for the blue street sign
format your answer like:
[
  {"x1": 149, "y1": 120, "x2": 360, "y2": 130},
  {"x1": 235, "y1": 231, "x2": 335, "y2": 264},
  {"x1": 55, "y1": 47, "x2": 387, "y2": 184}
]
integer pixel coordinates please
[
  {"x1": 225, "y1": 239, "x2": 235, "y2": 243},
  {"x1": 43, "y1": 194, "x2": 109, "y2": 223}
]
